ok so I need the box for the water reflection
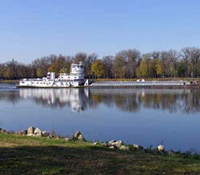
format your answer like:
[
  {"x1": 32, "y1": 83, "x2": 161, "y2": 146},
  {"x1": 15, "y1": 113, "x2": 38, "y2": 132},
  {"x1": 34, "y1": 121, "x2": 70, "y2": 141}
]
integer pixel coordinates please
[
  {"x1": 14, "y1": 88, "x2": 200, "y2": 113},
  {"x1": 0, "y1": 91, "x2": 20, "y2": 104},
  {"x1": 19, "y1": 89, "x2": 89, "y2": 112},
  {"x1": 89, "y1": 88, "x2": 200, "y2": 113}
]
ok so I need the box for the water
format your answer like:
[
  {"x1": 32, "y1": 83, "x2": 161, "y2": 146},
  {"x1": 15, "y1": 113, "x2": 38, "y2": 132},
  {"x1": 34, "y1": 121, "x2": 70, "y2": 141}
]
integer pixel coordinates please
[{"x1": 0, "y1": 83, "x2": 200, "y2": 152}]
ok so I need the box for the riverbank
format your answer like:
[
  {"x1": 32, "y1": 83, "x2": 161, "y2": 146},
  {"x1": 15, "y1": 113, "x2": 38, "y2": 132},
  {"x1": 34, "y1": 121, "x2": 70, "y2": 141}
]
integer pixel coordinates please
[
  {"x1": 0, "y1": 80, "x2": 19, "y2": 83},
  {"x1": 1, "y1": 129, "x2": 200, "y2": 174},
  {"x1": 95, "y1": 78, "x2": 200, "y2": 82}
]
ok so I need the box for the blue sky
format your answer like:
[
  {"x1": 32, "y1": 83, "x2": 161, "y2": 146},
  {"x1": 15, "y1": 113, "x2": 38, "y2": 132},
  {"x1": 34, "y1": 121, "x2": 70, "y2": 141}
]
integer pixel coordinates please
[{"x1": 0, "y1": 0, "x2": 200, "y2": 63}]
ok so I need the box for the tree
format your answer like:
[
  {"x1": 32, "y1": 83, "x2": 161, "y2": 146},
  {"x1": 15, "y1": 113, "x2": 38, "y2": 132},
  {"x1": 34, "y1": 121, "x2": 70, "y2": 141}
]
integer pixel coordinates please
[
  {"x1": 85, "y1": 53, "x2": 97, "y2": 78},
  {"x1": 139, "y1": 58, "x2": 148, "y2": 77},
  {"x1": 112, "y1": 49, "x2": 141, "y2": 79},
  {"x1": 181, "y1": 47, "x2": 200, "y2": 78},
  {"x1": 136, "y1": 54, "x2": 154, "y2": 78},
  {"x1": 155, "y1": 59, "x2": 163, "y2": 77},
  {"x1": 91, "y1": 60, "x2": 106, "y2": 78},
  {"x1": 125, "y1": 49, "x2": 141, "y2": 78},
  {"x1": 36, "y1": 68, "x2": 43, "y2": 78},
  {"x1": 4, "y1": 59, "x2": 18, "y2": 79},
  {"x1": 136, "y1": 67, "x2": 141, "y2": 78},
  {"x1": 102, "y1": 56, "x2": 114, "y2": 78},
  {"x1": 73, "y1": 52, "x2": 97, "y2": 78},
  {"x1": 48, "y1": 55, "x2": 67, "y2": 76},
  {"x1": 113, "y1": 52, "x2": 126, "y2": 78},
  {"x1": 177, "y1": 61, "x2": 187, "y2": 77},
  {"x1": 0, "y1": 64, "x2": 5, "y2": 79}
]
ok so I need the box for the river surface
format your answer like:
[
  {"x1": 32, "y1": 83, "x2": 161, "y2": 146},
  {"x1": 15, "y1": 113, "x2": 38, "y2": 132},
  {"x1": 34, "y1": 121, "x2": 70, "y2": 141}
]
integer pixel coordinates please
[{"x1": 1, "y1": 83, "x2": 200, "y2": 152}]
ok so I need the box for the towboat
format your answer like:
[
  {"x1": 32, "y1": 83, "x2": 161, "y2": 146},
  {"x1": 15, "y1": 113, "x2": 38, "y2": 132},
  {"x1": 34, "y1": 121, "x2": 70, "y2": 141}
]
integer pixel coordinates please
[{"x1": 18, "y1": 62, "x2": 86, "y2": 88}]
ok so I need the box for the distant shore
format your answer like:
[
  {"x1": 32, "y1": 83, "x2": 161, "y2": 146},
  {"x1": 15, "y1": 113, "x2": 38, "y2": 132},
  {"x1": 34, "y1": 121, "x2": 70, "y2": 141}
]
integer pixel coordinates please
[
  {"x1": 0, "y1": 80, "x2": 19, "y2": 83},
  {"x1": 95, "y1": 78, "x2": 200, "y2": 82}
]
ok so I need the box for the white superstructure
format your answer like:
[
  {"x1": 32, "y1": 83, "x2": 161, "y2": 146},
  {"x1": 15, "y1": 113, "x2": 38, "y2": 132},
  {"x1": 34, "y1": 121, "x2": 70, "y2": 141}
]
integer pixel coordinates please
[{"x1": 19, "y1": 62, "x2": 85, "y2": 88}]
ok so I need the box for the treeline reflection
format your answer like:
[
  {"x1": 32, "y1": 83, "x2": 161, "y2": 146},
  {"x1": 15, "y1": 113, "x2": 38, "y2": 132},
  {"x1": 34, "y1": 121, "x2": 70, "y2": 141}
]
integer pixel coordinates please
[
  {"x1": 90, "y1": 89, "x2": 200, "y2": 113},
  {"x1": 1, "y1": 88, "x2": 200, "y2": 113}
]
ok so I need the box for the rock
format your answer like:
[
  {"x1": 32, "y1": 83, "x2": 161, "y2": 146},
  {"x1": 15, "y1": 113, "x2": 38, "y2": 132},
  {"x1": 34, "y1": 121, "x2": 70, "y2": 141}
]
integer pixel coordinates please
[
  {"x1": 108, "y1": 140, "x2": 116, "y2": 146},
  {"x1": 168, "y1": 150, "x2": 175, "y2": 156},
  {"x1": 42, "y1": 131, "x2": 50, "y2": 137},
  {"x1": 27, "y1": 133, "x2": 34, "y2": 137},
  {"x1": 22, "y1": 130, "x2": 27, "y2": 135},
  {"x1": 102, "y1": 143, "x2": 108, "y2": 147},
  {"x1": 157, "y1": 145, "x2": 165, "y2": 152},
  {"x1": 77, "y1": 134, "x2": 84, "y2": 141},
  {"x1": 108, "y1": 140, "x2": 123, "y2": 148},
  {"x1": 73, "y1": 131, "x2": 81, "y2": 139},
  {"x1": 65, "y1": 137, "x2": 70, "y2": 141},
  {"x1": 48, "y1": 134, "x2": 53, "y2": 138},
  {"x1": 27, "y1": 126, "x2": 35, "y2": 135},
  {"x1": 120, "y1": 145, "x2": 130, "y2": 151},
  {"x1": 72, "y1": 131, "x2": 85, "y2": 141},
  {"x1": 115, "y1": 140, "x2": 123, "y2": 148},
  {"x1": 34, "y1": 128, "x2": 42, "y2": 137},
  {"x1": 34, "y1": 128, "x2": 42, "y2": 135},
  {"x1": 16, "y1": 130, "x2": 27, "y2": 135},
  {"x1": 133, "y1": 144, "x2": 143, "y2": 149},
  {"x1": 34, "y1": 133, "x2": 42, "y2": 137},
  {"x1": 109, "y1": 146, "x2": 115, "y2": 149},
  {"x1": 1, "y1": 129, "x2": 7, "y2": 134},
  {"x1": 93, "y1": 142, "x2": 98, "y2": 145},
  {"x1": 55, "y1": 136, "x2": 61, "y2": 139}
]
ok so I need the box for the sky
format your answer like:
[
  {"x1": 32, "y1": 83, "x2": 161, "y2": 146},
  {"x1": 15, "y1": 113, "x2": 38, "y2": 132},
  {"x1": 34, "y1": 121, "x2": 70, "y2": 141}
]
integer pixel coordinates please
[{"x1": 0, "y1": 0, "x2": 200, "y2": 63}]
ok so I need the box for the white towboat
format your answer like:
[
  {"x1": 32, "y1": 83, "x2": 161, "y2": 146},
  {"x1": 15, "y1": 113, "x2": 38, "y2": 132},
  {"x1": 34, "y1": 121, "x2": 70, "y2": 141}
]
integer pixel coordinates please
[{"x1": 18, "y1": 62, "x2": 86, "y2": 88}]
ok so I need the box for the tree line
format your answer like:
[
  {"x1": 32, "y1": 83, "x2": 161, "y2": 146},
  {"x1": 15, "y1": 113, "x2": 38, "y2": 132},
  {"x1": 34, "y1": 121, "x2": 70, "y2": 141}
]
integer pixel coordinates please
[{"x1": 1, "y1": 47, "x2": 200, "y2": 80}]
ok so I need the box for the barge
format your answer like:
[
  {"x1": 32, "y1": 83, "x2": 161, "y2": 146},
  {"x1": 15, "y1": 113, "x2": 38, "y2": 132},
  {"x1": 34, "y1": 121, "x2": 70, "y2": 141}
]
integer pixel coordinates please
[{"x1": 88, "y1": 80, "x2": 200, "y2": 88}]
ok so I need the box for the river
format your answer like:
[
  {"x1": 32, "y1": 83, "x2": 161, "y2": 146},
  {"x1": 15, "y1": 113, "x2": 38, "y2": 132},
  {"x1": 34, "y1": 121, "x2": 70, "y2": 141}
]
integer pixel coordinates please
[{"x1": 0, "y1": 83, "x2": 200, "y2": 152}]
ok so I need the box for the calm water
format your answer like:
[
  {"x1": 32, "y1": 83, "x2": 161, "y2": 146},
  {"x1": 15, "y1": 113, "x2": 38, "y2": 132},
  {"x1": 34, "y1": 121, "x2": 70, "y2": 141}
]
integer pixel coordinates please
[{"x1": 1, "y1": 83, "x2": 200, "y2": 152}]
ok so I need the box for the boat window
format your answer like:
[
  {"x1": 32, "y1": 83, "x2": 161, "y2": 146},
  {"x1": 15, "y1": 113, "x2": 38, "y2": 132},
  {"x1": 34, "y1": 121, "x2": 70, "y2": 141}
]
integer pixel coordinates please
[{"x1": 80, "y1": 65, "x2": 83, "y2": 68}]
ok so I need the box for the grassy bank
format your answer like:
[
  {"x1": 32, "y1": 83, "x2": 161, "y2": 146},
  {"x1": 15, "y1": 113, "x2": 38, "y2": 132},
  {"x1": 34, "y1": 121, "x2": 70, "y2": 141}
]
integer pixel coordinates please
[
  {"x1": 94, "y1": 78, "x2": 200, "y2": 82},
  {"x1": 0, "y1": 80, "x2": 19, "y2": 83},
  {"x1": 1, "y1": 133, "x2": 200, "y2": 175}
]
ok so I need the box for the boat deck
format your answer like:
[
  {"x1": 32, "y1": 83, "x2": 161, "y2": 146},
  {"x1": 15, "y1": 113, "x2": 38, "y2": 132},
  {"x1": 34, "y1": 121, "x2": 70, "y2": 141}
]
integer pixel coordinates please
[{"x1": 89, "y1": 81, "x2": 186, "y2": 87}]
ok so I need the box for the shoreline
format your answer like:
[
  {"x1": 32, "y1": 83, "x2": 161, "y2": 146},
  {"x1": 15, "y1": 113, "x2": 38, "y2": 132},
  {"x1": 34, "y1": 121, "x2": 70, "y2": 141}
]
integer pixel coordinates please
[
  {"x1": 0, "y1": 80, "x2": 19, "y2": 83},
  {"x1": 1, "y1": 127, "x2": 200, "y2": 174},
  {"x1": 0, "y1": 128, "x2": 200, "y2": 175},
  {"x1": 0, "y1": 126, "x2": 199, "y2": 155}
]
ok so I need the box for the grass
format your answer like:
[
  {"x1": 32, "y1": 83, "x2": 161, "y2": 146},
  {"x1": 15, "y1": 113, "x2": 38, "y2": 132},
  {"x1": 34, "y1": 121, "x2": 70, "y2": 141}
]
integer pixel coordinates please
[
  {"x1": 0, "y1": 80, "x2": 19, "y2": 83},
  {"x1": 1, "y1": 134, "x2": 200, "y2": 174}
]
